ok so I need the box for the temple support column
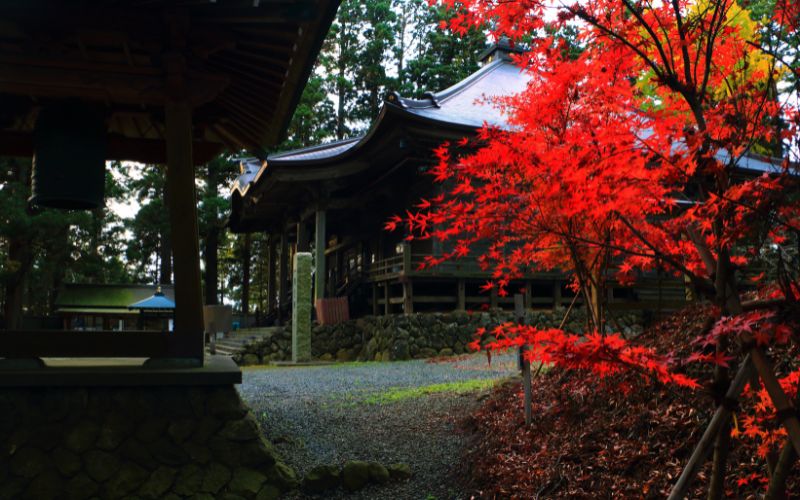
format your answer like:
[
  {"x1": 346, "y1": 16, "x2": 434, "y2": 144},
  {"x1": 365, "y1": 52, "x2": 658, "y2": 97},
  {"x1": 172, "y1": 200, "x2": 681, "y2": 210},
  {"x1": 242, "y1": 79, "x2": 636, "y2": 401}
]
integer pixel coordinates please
[
  {"x1": 314, "y1": 209, "x2": 326, "y2": 301},
  {"x1": 278, "y1": 227, "x2": 289, "y2": 324},
  {"x1": 402, "y1": 280, "x2": 413, "y2": 315},
  {"x1": 266, "y1": 234, "x2": 277, "y2": 316},
  {"x1": 457, "y1": 279, "x2": 466, "y2": 311},
  {"x1": 553, "y1": 280, "x2": 563, "y2": 310},
  {"x1": 164, "y1": 99, "x2": 203, "y2": 362},
  {"x1": 297, "y1": 219, "x2": 310, "y2": 252}
]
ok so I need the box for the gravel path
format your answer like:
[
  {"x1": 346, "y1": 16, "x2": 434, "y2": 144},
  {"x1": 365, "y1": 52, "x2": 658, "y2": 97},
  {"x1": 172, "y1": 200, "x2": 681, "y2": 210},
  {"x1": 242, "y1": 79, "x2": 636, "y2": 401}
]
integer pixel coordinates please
[{"x1": 238, "y1": 354, "x2": 517, "y2": 500}]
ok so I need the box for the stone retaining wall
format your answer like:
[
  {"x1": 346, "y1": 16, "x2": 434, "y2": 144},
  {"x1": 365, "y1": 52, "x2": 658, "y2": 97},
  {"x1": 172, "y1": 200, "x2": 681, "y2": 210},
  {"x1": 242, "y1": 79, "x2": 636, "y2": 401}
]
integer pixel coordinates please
[
  {"x1": 0, "y1": 385, "x2": 296, "y2": 500},
  {"x1": 235, "y1": 308, "x2": 642, "y2": 366}
]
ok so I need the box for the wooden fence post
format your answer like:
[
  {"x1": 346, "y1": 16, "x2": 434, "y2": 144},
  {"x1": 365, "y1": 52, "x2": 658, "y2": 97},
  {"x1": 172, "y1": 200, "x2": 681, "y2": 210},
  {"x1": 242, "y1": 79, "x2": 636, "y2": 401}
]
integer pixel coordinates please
[{"x1": 515, "y1": 293, "x2": 532, "y2": 425}]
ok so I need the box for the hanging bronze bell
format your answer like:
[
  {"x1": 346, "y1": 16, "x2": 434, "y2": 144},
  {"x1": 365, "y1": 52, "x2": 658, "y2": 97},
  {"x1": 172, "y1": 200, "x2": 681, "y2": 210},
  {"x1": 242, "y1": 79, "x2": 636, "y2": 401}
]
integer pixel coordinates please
[{"x1": 29, "y1": 103, "x2": 107, "y2": 210}]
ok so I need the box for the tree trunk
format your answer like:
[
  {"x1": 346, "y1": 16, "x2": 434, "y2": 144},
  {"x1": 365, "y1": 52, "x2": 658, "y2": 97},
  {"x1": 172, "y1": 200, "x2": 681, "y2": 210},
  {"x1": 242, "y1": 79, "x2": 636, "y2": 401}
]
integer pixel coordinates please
[
  {"x1": 3, "y1": 160, "x2": 31, "y2": 330},
  {"x1": 241, "y1": 233, "x2": 251, "y2": 317},
  {"x1": 204, "y1": 225, "x2": 219, "y2": 305},
  {"x1": 336, "y1": 20, "x2": 347, "y2": 140},
  {"x1": 160, "y1": 185, "x2": 172, "y2": 285}
]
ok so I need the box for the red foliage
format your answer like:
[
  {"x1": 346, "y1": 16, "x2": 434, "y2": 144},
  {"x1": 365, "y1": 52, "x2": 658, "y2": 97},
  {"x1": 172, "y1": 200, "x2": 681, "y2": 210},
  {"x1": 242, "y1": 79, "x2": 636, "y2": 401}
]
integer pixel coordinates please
[
  {"x1": 392, "y1": 0, "x2": 800, "y2": 493},
  {"x1": 396, "y1": 0, "x2": 800, "y2": 395},
  {"x1": 460, "y1": 307, "x2": 800, "y2": 498}
]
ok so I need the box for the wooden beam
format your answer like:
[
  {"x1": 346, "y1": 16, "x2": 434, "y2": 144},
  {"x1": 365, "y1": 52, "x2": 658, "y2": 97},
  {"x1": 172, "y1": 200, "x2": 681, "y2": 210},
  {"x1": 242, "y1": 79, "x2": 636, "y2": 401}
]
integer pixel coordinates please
[
  {"x1": 165, "y1": 99, "x2": 204, "y2": 362},
  {"x1": 0, "y1": 63, "x2": 227, "y2": 106},
  {"x1": 0, "y1": 129, "x2": 223, "y2": 165}
]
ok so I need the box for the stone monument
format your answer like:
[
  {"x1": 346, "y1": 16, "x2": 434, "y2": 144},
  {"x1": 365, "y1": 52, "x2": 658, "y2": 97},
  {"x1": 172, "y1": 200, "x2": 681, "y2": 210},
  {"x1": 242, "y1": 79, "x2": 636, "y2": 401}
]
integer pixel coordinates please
[{"x1": 292, "y1": 252, "x2": 312, "y2": 362}]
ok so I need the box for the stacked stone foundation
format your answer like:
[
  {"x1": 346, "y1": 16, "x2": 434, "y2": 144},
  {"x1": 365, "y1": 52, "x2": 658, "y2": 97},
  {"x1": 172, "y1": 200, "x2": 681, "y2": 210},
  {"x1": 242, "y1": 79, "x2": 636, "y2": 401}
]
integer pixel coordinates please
[
  {"x1": 0, "y1": 385, "x2": 296, "y2": 500},
  {"x1": 235, "y1": 308, "x2": 643, "y2": 365}
]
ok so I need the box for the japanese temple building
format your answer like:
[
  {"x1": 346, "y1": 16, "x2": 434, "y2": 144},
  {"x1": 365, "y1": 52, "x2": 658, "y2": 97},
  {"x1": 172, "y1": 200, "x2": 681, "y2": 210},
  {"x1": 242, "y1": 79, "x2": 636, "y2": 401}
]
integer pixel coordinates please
[
  {"x1": 229, "y1": 42, "x2": 677, "y2": 318},
  {"x1": 229, "y1": 40, "x2": 787, "y2": 321}
]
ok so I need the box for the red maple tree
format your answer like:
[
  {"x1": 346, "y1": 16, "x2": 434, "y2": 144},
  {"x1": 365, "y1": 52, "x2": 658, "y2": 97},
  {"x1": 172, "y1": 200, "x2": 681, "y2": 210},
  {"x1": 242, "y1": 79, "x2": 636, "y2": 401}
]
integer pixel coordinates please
[{"x1": 392, "y1": 0, "x2": 800, "y2": 495}]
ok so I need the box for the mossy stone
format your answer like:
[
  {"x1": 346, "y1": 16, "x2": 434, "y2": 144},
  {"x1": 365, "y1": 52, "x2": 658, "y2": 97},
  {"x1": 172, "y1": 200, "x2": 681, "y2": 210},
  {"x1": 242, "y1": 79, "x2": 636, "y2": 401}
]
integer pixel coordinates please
[
  {"x1": 10, "y1": 446, "x2": 49, "y2": 479},
  {"x1": 265, "y1": 461, "x2": 298, "y2": 491},
  {"x1": 302, "y1": 464, "x2": 340, "y2": 493},
  {"x1": 200, "y1": 462, "x2": 231, "y2": 494},
  {"x1": 173, "y1": 464, "x2": 203, "y2": 496},
  {"x1": 256, "y1": 485, "x2": 281, "y2": 500},
  {"x1": 367, "y1": 462, "x2": 390, "y2": 484},
  {"x1": 341, "y1": 460, "x2": 371, "y2": 491},
  {"x1": 64, "y1": 421, "x2": 100, "y2": 453},
  {"x1": 53, "y1": 447, "x2": 82, "y2": 477},
  {"x1": 25, "y1": 467, "x2": 63, "y2": 500},
  {"x1": 105, "y1": 463, "x2": 148, "y2": 498},
  {"x1": 85, "y1": 449, "x2": 120, "y2": 482},
  {"x1": 138, "y1": 466, "x2": 176, "y2": 499},
  {"x1": 387, "y1": 463, "x2": 412, "y2": 481},
  {"x1": 220, "y1": 416, "x2": 261, "y2": 442},
  {"x1": 65, "y1": 473, "x2": 99, "y2": 500},
  {"x1": 229, "y1": 467, "x2": 267, "y2": 496}
]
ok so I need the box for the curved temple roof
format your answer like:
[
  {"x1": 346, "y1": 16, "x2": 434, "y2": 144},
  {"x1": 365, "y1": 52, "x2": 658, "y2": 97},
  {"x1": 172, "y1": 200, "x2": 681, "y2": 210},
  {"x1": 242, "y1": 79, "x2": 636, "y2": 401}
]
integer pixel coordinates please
[
  {"x1": 229, "y1": 42, "x2": 788, "y2": 232},
  {"x1": 230, "y1": 49, "x2": 532, "y2": 221}
]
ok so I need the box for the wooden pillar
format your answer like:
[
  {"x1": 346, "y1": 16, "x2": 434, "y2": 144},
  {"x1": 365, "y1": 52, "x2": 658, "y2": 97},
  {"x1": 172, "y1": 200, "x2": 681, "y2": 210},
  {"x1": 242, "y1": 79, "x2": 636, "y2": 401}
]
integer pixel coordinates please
[
  {"x1": 384, "y1": 282, "x2": 390, "y2": 315},
  {"x1": 297, "y1": 219, "x2": 310, "y2": 252},
  {"x1": 553, "y1": 279, "x2": 563, "y2": 310},
  {"x1": 314, "y1": 209, "x2": 326, "y2": 301},
  {"x1": 524, "y1": 282, "x2": 532, "y2": 309},
  {"x1": 372, "y1": 284, "x2": 379, "y2": 316},
  {"x1": 402, "y1": 280, "x2": 413, "y2": 315},
  {"x1": 165, "y1": 99, "x2": 204, "y2": 361},
  {"x1": 401, "y1": 242, "x2": 411, "y2": 274},
  {"x1": 456, "y1": 279, "x2": 466, "y2": 311},
  {"x1": 490, "y1": 287, "x2": 499, "y2": 309},
  {"x1": 278, "y1": 227, "x2": 289, "y2": 324},
  {"x1": 266, "y1": 233, "x2": 277, "y2": 316}
]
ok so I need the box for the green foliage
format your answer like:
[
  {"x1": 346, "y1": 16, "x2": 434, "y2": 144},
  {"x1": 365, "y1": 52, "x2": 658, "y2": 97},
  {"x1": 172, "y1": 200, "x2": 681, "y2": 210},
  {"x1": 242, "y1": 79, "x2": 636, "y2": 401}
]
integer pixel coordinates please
[{"x1": 278, "y1": 0, "x2": 487, "y2": 149}]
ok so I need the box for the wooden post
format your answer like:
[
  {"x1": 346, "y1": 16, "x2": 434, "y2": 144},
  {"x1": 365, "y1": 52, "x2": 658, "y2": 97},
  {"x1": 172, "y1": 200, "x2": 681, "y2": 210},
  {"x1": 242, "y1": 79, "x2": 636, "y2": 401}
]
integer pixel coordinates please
[
  {"x1": 553, "y1": 280, "x2": 563, "y2": 310},
  {"x1": 457, "y1": 279, "x2": 466, "y2": 311},
  {"x1": 403, "y1": 280, "x2": 413, "y2": 315},
  {"x1": 164, "y1": 99, "x2": 204, "y2": 362},
  {"x1": 278, "y1": 227, "x2": 289, "y2": 324},
  {"x1": 372, "y1": 284, "x2": 379, "y2": 315},
  {"x1": 515, "y1": 293, "x2": 532, "y2": 425},
  {"x1": 490, "y1": 287, "x2": 499, "y2": 310},
  {"x1": 401, "y1": 242, "x2": 411, "y2": 275},
  {"x1": 384, "y1": 282, "x2": 390, "y2": 315},
  {"x1": 668, "y1": 356, "x2": 754, "y2": 499},
  {"x1": 524, "y1": 281, "x2": 532, "y2": 309},
  {"x1": 296, "y1": 219, "x2": 309, "y2": 252},
  {"x1": 267, "y1": 233, "x2": 277, "y2": 316},
  {"x1": 314, "y1": 209, "x2": 326, "y2": 301}
]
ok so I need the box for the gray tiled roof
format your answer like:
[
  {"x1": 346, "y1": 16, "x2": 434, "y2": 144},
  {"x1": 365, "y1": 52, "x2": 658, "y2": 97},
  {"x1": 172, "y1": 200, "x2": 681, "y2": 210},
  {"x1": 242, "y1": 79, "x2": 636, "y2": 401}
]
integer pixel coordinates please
[{"x1": 389, "y1": 58, "x2": 530, "y2": 129}]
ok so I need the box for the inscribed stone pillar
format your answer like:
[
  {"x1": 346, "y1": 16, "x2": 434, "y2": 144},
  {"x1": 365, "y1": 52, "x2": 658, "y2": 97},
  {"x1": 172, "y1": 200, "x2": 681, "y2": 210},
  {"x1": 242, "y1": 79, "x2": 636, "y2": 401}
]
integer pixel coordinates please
[{"x1": 292, "y1": 252, "x2": 312, "y2": 363}]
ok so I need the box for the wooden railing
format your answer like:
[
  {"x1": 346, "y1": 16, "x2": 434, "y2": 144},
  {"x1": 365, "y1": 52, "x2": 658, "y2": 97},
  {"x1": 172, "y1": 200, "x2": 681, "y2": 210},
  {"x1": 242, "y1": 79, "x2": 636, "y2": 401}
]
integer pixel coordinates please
[{"x1": 368, "y1": 254, "x2": 405, "y2": 280}]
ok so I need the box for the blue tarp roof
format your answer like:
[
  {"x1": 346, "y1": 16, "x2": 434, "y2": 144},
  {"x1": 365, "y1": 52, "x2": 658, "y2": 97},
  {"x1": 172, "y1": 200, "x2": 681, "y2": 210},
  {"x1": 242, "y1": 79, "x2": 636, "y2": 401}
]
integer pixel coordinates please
[{"x1": 128, "y1": 291, "x2": 175, "y2": 310}]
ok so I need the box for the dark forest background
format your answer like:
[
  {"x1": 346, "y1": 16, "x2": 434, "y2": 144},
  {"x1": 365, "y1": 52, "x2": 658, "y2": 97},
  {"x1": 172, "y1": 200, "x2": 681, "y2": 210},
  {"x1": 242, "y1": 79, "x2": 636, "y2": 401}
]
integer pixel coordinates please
[{"x1": 0, "y1": 0, "x2": 486, "y2": 325}]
